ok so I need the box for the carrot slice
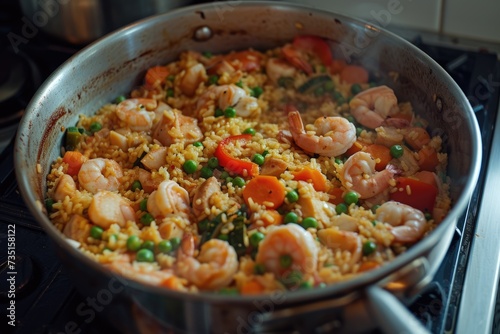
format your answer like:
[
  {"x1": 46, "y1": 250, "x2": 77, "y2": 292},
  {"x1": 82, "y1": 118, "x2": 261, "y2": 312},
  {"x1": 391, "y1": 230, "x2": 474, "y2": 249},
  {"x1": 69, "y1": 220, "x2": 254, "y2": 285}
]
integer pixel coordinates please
[
  {"x1": 329, "y1": 59, "x2": 347, "y2": 74},
  {"x1": 340, "y1": 65, "x2": 369, "y2": 84},
  {"x1": 243, "y1": 175, "x2": 285, "y2": 209},
  {"x1": 261, "y1": 210, "x2": 283, "y2": 227},
  {"x1": 414, "y1": 171, "x2": 438, "y2": 188},
  {"x1": 418, "y1": 146, "x2": 439, "y2": 172},
  {"x1": 389, "y1": 177, "x2": 438, "y2": 213},
  {"x1": 404, "y1": 127, "x2": 431, "y2": 151},
  {"x1": 328, "y1": 187, "x2": 344, "y2": 205},
  {"x1": 292, "y1": 167, "x2": 327, "y2": 192},
  {"x1": 62, "y1": 151, "x2": 85, "y2": 176},
  {"x1": 358, "y1": 261, "x2": 380, "y2": 272},
  {"x1": 345, "y1": 140, "x2": 365, "y2": 157},
  {"x1": 241, "y1": 279, "x2": 265, "y2": 295},
  {"x1": 364, "y1": 144, "x2": 391, "y2": 171},
  {"x1": 144, "y1": 66, "x2": 169, "y2": 89}
]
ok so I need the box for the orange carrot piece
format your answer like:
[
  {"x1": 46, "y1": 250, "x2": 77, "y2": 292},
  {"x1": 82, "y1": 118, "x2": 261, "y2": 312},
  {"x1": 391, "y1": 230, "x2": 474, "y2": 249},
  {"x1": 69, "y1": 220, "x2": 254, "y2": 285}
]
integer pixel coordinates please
[
  {"x1": 262, "y1": 210, "x2": 283, "y2": 227},
  {"x1": 418, "y1": 146, "x2": 439, "y2": 172},
  {"x1": 345, "y1": 140, "x2": 365, "y2": 157},
  {"x1": 161, "y1": 276, "x2": 183, "y2": 290},
  {"x1": 329, "y1": 59, "x2": 347, "y2": 74},
  {"x1": 62, "y1": 151, "x2": 85, "y2": 176},
  {"x1": 340, "y1": 65, "x2": 369, "y2": 84},
  {"x1": 144, "y1": 66, "x2": 169, "y2": 89},
  {"x1": 364, "y1": 144, "x2": 391, "y2": 171},
  {"x1": 358, "y1": 261, "x2": 380, "y2": 272},
  {"x1": 241, "y1": 279, "x2": 265, "y2": 295},
  {"x1": 328, "y1": 187, "x2": 344, "y2": 205},
  {"x1": 292, "y1": 167, "x2": 327, "y2": 192},
  {"x1": 243, "y1": 175, "x2": 285, "y2": 209},
  {"x1": 391, "y1": 111, "x2": 413, "y2": 123},
  {"x1": 414, "y1": 171, "x2": 438, "y2": 188},
  {"x1": 404, "y1": 127, "x2": 431, "y2": 151}
]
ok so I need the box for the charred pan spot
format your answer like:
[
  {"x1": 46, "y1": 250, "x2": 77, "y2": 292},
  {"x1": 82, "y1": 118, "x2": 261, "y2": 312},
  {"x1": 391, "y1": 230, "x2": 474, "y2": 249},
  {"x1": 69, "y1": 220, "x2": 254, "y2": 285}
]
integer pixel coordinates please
[
  {"x1": 196, "y1": 11, "x2": 206, "y2": 19},
  {"x1": 228, "y1": 30, "x2": 247, "y2": 36},
  {"x1": 335, "y1": 18, "x2": 342, "y2": 24},
  {"x1": 139, "y1": 50, "x2": 154, "y2": 58},
  {"x1": 38, "y1": 106, "x2": 67, "y2": 162}
]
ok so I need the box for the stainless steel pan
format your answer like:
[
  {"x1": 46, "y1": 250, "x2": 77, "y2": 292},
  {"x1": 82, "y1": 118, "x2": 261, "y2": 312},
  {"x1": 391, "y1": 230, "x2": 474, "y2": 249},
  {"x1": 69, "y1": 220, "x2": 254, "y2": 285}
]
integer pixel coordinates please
[{"x1": 15, "y1": 2, "x2": 481, "y2": 333}]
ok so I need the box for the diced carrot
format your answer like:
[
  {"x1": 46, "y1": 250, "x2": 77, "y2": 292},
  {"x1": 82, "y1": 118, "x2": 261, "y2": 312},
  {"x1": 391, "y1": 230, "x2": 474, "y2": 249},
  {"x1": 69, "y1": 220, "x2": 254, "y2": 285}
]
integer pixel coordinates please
[
  {"x1": 261, "y1": 210, "x2": 283, "y2": 227},
  {"x1": 161, "y1": 276, "x2": 184, "y2": 290},
  {"x1": 404, "y1": 127, "x2": 431, "y2": 151},
  {"x1": 144, "y1": 66, "x2": 169, "y2": 89},
  {"x1": 241, "y1": 279, "x2": 265, "y2": 295},
  {"x1": 243, "y1": 175, "x2": 285, "y2": 209},
  {"x1": 340, "y1": 65, "x2": 369, "y2": 84},
  {"x1": 364, "y1": 144, "x2": 391, "y2": 171},
  {"x1": 292, "y1": 167, "x2": 327, "y2": 192},
  {"x1": 391, "y1": 111, "x2": 413, "y2": 123},
  {"x1": 62, "y1": 151, "x2": 85, "y2": 176},
  {"x1": 414, "y1": 171, "x2": 438, "y2": 188},
  {"x1": 358, "y1": 261, "x2": 380, "y2": 272},
  {"x1": 389, "y1": 177, "x2": 438, "y2": 213},
  {"x1": 329, "y1": 59, "x2": 347, "y2": 74},
  {"x1": 345, "y1": 140, "x2": 365, "y2": 157},
  {"x1": 328, "y1": 187, "x2": 344, "y2": 205},
  {"x1": 418, "y1": 146, "x2": 439, "y2": 172}
]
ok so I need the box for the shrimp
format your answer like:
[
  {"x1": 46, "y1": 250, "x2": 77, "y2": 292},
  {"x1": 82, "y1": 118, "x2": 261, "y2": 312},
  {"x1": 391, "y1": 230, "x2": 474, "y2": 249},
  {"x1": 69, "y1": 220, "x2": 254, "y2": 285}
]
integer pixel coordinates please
[
  {"x1": 176, "y1": 235, "x2": 238, "y2": 290},
  {"x1": 349, "y1": 85, "x2": 399, "y2": 129},
  {"x1": 196, "y1": 84, "x2": 260, "y2": 118},
  {"x1": 282, "y1": 44, "x2": 313, "y2": 74},
  {"x1": 116, "y1": 98, "x2": 157, "y2": 131},
  {"x1": 265, "y1": 58, "x2": 297, "y2": 85},
  {"x1": 288, "y1": 110, "x2": 356, "y2": 157},
  {"x1": 207, "y1": 50, "x2": 263, "y2": 75},
  {"x1": 341, "y1": 152, "x2": 395, "y2": 199},
  {"x1": 179, "y1": 63, "x2": 207, "y2": 97},
  {"x1": 375, "y1": 201, "x2": 427, "y2": 243},
  {"x1": 317, "y1": 228, "x2": 362, "y2": 269},
  {"x1": 78, "y1": 158, "x2": 123, "y2": 194},
  {"x1": 153, "y1": 108, "x2": 203, "y2": 146},
  {"x1": 88, "y1": 190, "x2": 135, "y2": 228},
  {"x1": 255, "y1": 224, "x2": 318, "y2": 277},
  {"x1": 147, "y1": 180, "x2": 191, "y2": 218},
  {"x1": 63, "y1": 214, "x2": 90, "y2": 243},
  {"x1": 53, "y1": 174, "x2": 76, "y2": 202}
]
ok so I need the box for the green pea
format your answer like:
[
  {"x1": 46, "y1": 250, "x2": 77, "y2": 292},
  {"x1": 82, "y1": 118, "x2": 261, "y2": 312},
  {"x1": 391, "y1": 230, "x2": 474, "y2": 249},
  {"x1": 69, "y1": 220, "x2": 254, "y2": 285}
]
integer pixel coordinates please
[
  {"x1": 214, "y1": 108, "x2": 224, "y2": 117},
  {"x1": 286, "y1": 190, "x2": 299, "y2": 203},
  {"x1": 207, "y1": 157, "x2": 219, "y2": 169},
  {"x1": 262, "y1": 150, "x2": 269, "y2": 157},
  {"x1": 183, "y1": 159, "x2": 198, "y2": 174},
  {"x1": 390, "y1": 145, "x2": 404, "y2": 158},
  {"x1": 131, "y1": 180, "x2": 142, "y2": 191},
  {"x1": 235, "y1": 80, "x2": 244, "y2": 88},
  {"x1": 250, "y1": 232, "x2": 265, "y2": 247},
  {"x1": 252, "y1": 153, "x2": 265, "y2": 166},
  {"x1": 203, "y1": 51, "x2": 213, "y2": 58},
  {"x1": 198, "y1": 219, "x2": 210, "y2": 232},
  {"x1": 336, "y1": 203, "x2": 348, "y2": 214},
  {"x1": 301, "y1": 217, "x2": 318, "y2": 229},
  {"x1": 136, "y1": 249, "x2": 155, "y2": 263},
  {"x1": 167, "y1": 75, "x2": 175, "y2": 82},
  {"x1": 218, "y1": 234, "x2": 229, "y2": 241},
  {"x1": 140, "y1": 213, "x2": 154, "y2": 226},
  {"x1": 346, "y1": 115, "x2": 356, "y2": 123},
  {"x1": 115, "y1": 95, "x2": 126, "y2": 104},
  {"x1": 333, "y1": 91, "x2": 345, "y2": 104},
  {"x1": 362, "y1": 240, "x2": 377, "y2": 256},
  {"x1": 372, "y1": 220, "x2": 378, "y2": 226},
  {"x1": 200, "y1": 166, "x2": 213, "y2": 179},
  {"x1": 299, "y1": 281, "x2": 313, "y2": 289},
  {"x1": 232, "y1": 176, "x2": 245, "y2": 187},
  {"x1": 254, "y1": 263, "x2": 265, "y2": 275},
  {"x1": 334, "y1": 158, "x2": 343, "y2": 165},
  {"x1": 224, "y1": 107, "x2": 236, "y2": 118},
  {"x1": 225, "y1": 176, "x2": 234, "y2": 184},
  {"x1": 90, "y1": 226, "x2": 103, "y2": 239},
  {"x1": 170, "y1": 237, "x2": 181, "y2": 251},
  {"x1": 356, "y1": 127, "x2": 363, "y2": 137},
  {"x1": 166, "y1": 88, "x2": 174, "y2": 97},
  {"x1": 371, "y1": 204, "x2": 380, "y2": 213},
  {"x1": 193, "y1": 141, "x2": 203, "y2": 148},
  {"x1": 139, "y1": 198, "x2": 148, "y2": 211},
  {"x1": 220, "y1": 171, "x2": 230, "y2": 180},
  {"x1": 351, "y1": 83, "x2": 362, "y2": 95},
  {"x1": 280, "y1": 254, "x2": 293, "y2": 269},
  {"x1": 251, "y1": 86, "x2": 263, "y2": 98},
  {"x1": 243, "y1": 128, "x2": 256, "y2": 136},
  {"x1": 45, "y1": 198, "x2": 55, "y2": 212},
  {"x1": 344, "y1": 190, "x2": 359, "y2": 205},
  {"x1": 158, "y1": 240, "x2": 172, "y2": 253},
  {"x1": 208, "y1": 75, "x2": 219, "y2": 85},
  {"x1": 318, "y1": 282, "x2": 327, "y2": 288},
  {"x1": 284, "y1": 270, "x2": 302, "y2": 286},
  {"x1": 141, "y1": 240, "x2": 155, "y2": 251},
  {"x1": 89, "y1": 122, "x2": 102, "y2": 133},
  {"x1": 126, "y1": 235, "x2": 142, "y2": 252},
  {"x1": 284, "y1": 212, "x2": 299, "y2": 224}
]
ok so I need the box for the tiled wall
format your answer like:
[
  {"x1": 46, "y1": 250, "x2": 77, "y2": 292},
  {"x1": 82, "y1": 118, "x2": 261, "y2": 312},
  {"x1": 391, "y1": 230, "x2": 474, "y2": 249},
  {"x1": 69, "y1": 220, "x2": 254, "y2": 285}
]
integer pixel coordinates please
[{"x1": 277, "y1": 0, "x2": 500, "y2": 43}]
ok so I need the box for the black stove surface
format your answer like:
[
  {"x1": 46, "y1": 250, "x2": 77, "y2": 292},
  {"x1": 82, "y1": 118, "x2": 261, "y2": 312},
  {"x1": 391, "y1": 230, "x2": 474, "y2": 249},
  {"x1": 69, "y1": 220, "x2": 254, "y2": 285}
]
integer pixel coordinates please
[{"x1": 1, "y1": 5, "x2": 500, "y2": 332}]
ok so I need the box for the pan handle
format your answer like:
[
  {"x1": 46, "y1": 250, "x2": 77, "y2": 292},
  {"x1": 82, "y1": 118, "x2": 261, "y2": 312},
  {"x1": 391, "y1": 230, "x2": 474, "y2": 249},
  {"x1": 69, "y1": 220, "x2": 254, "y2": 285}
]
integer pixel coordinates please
[{"x1": 366, "y1": 285, "x2": 430, "y2": 334}]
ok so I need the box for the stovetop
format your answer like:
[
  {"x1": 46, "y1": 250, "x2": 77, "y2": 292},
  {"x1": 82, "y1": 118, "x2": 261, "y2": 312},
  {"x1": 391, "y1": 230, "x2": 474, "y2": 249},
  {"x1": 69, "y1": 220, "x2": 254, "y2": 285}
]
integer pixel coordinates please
[{"x1": 1, "y1": 4, "x2": 500, "y2": 332}]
